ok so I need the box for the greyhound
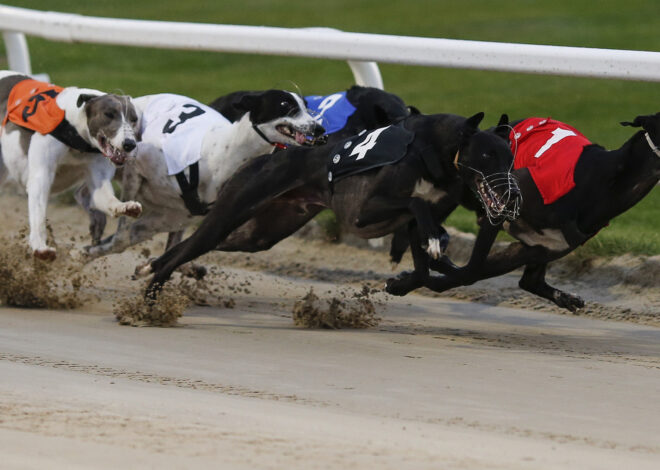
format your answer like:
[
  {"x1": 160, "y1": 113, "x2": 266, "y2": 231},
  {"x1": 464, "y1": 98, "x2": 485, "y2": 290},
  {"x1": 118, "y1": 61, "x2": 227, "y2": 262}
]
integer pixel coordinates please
[
  {"x1": 0, "y1": 71, "x2": 140, "y2": 260},
  {"x1": 84, "y1": 91, "x2": 325, "y2": 263},
  {"x1": 137, "y1": 111, "x2": 521, "y2": 298},
  {"x1": 386, "y1": 114, "x2": 660, "y2": 312},
  {"x1": 82, "y1": 86, "x2": 412, "y2": 277},
  {"x1": 209, "y1": 85, "x2": 413, "y2": 144}
]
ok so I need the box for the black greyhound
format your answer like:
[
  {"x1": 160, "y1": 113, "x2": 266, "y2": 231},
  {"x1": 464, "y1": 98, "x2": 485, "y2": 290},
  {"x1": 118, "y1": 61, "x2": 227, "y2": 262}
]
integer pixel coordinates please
[
  {"x1": 386, "y1": 113, "x2": 660, "y2": 312},
  {"x1": 139, "y1": 112, "x2": 521, "y2": 297}
]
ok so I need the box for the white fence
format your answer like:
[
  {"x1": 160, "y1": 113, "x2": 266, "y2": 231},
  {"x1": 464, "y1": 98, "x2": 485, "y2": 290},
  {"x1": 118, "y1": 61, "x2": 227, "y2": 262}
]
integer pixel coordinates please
[{"x1": 1, "y1": 4, "x2": 660, "y2": 88}]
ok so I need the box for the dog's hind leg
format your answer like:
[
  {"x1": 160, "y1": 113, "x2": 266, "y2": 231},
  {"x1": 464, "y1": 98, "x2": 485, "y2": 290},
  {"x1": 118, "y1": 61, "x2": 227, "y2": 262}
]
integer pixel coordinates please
[
  {"x1": 74, "y1": 184, "x2": 107, "y2": 246},
  {"x1": 164, "y1": 230, "x2": 208, "y2": 280},
  {"x1": 518, "y1": 263, "x2": 585, "y2": 312},
  {"x1": 144, "y1": 150, "x2": 326, "y2": 297},
  {"x1": 389, "y1": 226, "x2": 410, "y2": 267}
]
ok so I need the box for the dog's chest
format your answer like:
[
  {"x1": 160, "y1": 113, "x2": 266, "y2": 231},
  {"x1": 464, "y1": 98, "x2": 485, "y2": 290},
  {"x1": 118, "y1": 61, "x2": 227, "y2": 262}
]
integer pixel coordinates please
[
  {"x1": 504, "y1": 220, "x2": 570, "y2": 252},
  {"x1": 411, "y1": 178, "x2": 447, "y2": 203}
]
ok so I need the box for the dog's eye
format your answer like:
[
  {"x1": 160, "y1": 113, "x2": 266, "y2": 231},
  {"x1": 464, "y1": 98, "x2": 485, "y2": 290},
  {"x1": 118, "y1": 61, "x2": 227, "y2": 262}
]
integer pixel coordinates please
[
  {"x1": 105, "y1": 111, "x2": 116, "y2": 119},
  {"x1": 482, "y1": 153, "x2": 491, "y2": 159}
]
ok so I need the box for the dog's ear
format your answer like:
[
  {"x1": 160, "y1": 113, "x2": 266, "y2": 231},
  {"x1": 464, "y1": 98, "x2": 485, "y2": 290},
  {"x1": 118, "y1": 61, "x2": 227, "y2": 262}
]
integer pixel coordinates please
[
  {"x1": 76, "y1": 94, "x2": 96, "y2": 108},
  {"x1": 494, "y1": 113, "x2": 510, "y2": 139},
  {"x1": 407, "y1": 105, "x2": 421, "y2": 115},
  {"x1": 465, "y1": 112, "x2": 485, "y2": 130},
  {"x1": 373, "y1": 104, "x2": 390, "y2": 127},
  {"x1": 620, "y1": 115, "x2": 653, "y2": 130},
  {"x1": 235, "y1": 94, "x2": 258, "y2": 112}
]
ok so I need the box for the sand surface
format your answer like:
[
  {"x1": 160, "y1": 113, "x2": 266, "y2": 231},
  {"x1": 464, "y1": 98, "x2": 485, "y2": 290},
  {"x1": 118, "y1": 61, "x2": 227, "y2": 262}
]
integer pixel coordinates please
[{"x1": 0, "y1": 193, "x2": 659, "y2": 469}]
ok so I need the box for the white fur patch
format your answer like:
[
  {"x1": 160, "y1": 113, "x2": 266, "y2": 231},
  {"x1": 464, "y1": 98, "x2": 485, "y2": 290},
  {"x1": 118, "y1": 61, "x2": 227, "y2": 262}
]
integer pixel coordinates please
[
  {"x1": 426, "y1": 237, "x2": 442, "y2": 259},
  {"x1": 513, "y1": 227, "x2": 570, "y2": 251},
  {"x1": 411, "y1": 179, "x2": 447, "y2": 203}
]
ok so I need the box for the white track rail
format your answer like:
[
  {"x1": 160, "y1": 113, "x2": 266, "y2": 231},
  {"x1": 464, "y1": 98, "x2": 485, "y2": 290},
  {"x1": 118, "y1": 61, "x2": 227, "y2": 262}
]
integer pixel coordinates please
[{"x1": 1, "y1": 4, "x2": 660, "y2": 88}]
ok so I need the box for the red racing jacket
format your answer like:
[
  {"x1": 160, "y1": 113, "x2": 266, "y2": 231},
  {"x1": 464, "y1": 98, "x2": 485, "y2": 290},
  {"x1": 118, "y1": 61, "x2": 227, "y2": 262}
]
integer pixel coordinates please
[{"x1": 510, "y1": 117, "x2": 592, "y2": 204}]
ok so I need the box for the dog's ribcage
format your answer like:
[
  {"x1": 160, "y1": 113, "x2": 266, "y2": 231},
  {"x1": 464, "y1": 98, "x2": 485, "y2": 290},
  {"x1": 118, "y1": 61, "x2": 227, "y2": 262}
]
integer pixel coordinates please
[{"x1": 130, "y1": 95, "x2": 277, "y2": 228}]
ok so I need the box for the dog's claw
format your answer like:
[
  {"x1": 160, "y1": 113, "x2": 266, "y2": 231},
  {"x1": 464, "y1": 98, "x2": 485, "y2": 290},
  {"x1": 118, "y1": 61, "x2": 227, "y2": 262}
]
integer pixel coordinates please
[
  {"x1": 133, "y1": 259, "x2": 155, "y2": 280},
  {"x1": 34, "y1": 247, "x2": 57, "y2": 262}
]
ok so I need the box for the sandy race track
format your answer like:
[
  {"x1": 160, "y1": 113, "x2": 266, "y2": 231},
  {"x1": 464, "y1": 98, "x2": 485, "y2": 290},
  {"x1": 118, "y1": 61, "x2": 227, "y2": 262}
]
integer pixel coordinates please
[{"x1": 0, "y1": 193, "x2": 659, "y2": 469}]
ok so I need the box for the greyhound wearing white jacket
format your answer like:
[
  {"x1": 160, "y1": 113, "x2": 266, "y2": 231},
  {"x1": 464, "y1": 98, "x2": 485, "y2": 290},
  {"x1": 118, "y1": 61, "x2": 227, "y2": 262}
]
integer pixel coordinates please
[{"x1": 85, "y1": 90, "x2": 325, "y2": 263}]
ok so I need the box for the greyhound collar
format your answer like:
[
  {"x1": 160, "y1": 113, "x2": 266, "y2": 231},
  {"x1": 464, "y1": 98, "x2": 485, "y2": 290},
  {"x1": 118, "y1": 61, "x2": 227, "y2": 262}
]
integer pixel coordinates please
[
  {"x1": 645, "y1": 132, "x2": 660, "y2": 157},
  {"x1": 252, "y1": 124, "x2": 287, "y2": 150}
]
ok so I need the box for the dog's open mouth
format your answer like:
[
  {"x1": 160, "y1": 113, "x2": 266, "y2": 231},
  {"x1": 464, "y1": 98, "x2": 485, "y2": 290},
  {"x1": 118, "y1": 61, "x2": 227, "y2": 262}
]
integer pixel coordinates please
[
  {"x1": 276, "y1": 124, "x2": 326, "y2": 146},
  {"x1": 98, "y1": 135, "x2": 128, "y2": 166},
  {"x1": 474, "y1": 173, "x2": 522, "y2": 224}
]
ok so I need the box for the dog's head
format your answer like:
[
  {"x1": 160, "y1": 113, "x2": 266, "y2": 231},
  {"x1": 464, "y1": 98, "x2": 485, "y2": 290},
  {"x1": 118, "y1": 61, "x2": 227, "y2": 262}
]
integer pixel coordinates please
[
  {"x1": 236, "y1": 90, "x2": 326, "y2": 147},
  {"x1": 457, "y1": 113, "x2": 521, "y2": 223},
  {"x1": 344, "y1": 86, "x2": 411, "y2": 133},
  {"x1": 78, "y1": 93, "x2": 140, "y2": 166},
  {"x1": 622, "y1": 112, "x2": 660, "y2": 153}
]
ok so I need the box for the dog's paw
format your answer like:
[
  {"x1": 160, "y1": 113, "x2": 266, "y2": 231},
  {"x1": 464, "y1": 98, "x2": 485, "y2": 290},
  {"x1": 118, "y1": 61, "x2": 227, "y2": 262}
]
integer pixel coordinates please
[
  {"x1": 34, "y1": 247, "x2": 56, "y2": 262},
  {"x1": 553, "y1": 291, "x2": 585, "y2": 312},
  {"x1": 426, "y1": 237, "x2": 443, "y2": 259},
  {"x1": 178, "y1": 263, "x2": 208, "y2": 280},
  {"x1": 385, "y1": 271, "x2": 422, "y2": 296},
  {"x1": 116, "y1": 201, "x2": 142, "y2": 218},
  {"x1": 133, "y1": 259, "x2": 155, "y2": 280}
]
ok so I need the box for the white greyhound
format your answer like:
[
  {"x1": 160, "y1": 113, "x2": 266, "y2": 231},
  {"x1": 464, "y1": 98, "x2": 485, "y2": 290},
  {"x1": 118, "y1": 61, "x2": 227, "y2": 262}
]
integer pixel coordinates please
[
  {"x1": 0, "y1": 71, "x2": 141, "y2": 260},
  {"x1": 85, "y1": 90, "x2": 325, "y2": 266}
]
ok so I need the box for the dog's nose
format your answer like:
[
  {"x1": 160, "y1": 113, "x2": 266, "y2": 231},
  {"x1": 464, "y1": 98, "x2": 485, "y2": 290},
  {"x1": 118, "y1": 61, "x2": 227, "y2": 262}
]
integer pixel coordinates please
[
  {"x1": 122, "y1": 139, "x2": 136, "y2": 152},
  {"x1": 312, "y1": 122, "x2": 326, "y2": 137}
]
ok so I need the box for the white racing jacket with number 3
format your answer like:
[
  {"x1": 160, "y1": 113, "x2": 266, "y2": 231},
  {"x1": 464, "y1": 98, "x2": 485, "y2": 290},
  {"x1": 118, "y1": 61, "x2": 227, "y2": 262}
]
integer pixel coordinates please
[{"x1": 140, "y1": 93, "x2": 231, "y2": 175}]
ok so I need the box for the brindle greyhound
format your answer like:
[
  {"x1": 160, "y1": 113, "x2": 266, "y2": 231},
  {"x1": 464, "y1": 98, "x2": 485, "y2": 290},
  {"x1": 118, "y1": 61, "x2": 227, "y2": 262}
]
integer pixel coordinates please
[
  {"x1": 137, "y1": 112, "x2": 521, "y2": 298},
  {"x1": 386, "y1": 113, "x2": 660, "y2": 312}
]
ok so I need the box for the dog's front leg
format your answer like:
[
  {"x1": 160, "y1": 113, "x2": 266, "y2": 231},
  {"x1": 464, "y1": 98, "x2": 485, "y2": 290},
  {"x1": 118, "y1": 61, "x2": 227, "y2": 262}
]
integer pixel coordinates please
[
  {"x1": 26, "y1": 136, "x2": 67, "y2": 260},
  {"x1": 429, "y1": 221, "x2": 500, "y2": 281},
  {"x1": 407, "y1": 198, "x2": 449, "y2": 260},
  {"x1": 86, "y1": 156, "x2": 142, "y2": 219}
]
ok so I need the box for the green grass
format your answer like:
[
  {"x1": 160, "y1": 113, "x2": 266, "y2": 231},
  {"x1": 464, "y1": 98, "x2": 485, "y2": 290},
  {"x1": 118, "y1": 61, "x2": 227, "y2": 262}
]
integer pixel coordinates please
[{"x1": 1, "y1": 0, "x2": 658, "y2": 257}]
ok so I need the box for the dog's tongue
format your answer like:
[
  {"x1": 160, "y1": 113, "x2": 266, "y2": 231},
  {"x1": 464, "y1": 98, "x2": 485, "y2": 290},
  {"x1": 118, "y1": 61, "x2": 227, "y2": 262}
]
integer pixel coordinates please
[{"x1": 295, "y1": 131, "x2": 307, "y2": 145}]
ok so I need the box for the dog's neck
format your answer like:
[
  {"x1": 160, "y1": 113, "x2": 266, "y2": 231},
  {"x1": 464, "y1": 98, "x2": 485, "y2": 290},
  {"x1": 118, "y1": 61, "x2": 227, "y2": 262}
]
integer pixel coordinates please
[
  {"x1": 200, "y1": 113, "x2": 278, "y2": 197},
  {"x1": 56, "y1": 87, "x2": 102, "y2": 144},
  {"x1": 577, "y1": 130, "x2": 659, "y2": 235}
]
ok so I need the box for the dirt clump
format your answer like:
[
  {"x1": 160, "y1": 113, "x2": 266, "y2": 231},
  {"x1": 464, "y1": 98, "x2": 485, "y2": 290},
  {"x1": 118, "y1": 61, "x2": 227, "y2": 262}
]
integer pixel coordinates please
[
  {"x1": 114, "y1": 285, "x2": 189, "y2": 327},
  {"x1": 0, "y1": 232, "x2": 88, "y2": 309},
  {"x1": 292, "y1": 286, "x2": 381, "y2": 329}
]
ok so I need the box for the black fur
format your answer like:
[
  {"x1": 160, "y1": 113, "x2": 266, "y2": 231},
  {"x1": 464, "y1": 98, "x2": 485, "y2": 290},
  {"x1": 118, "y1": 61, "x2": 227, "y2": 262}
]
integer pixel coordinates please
[
  {"x1": 386, "y1": 113, "x2": 660, "y2": 312},
  {"x1": 142, "y1": 112, "x2": 516, "y2": 298}
]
